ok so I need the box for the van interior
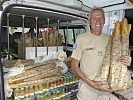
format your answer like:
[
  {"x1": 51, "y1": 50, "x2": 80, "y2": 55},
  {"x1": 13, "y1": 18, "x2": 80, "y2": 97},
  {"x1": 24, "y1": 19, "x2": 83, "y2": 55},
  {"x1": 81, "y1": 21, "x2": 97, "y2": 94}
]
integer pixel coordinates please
[{"x1": 0, "y1": 4, "x2": 88, "y2": 60}]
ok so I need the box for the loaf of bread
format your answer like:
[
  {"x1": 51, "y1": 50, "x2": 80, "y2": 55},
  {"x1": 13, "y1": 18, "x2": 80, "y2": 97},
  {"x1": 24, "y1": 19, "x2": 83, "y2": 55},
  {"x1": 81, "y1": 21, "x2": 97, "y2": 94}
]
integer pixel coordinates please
[{"x1": 95, "y1": 18, "x2": 133, "y2": 91}]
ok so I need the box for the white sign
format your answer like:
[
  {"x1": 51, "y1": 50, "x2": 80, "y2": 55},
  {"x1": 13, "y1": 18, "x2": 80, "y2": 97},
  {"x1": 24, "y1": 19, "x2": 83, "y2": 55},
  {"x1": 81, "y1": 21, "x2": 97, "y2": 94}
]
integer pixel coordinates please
[{"x1": 26, "y1": 46, "x2": 63, "y2": 59}]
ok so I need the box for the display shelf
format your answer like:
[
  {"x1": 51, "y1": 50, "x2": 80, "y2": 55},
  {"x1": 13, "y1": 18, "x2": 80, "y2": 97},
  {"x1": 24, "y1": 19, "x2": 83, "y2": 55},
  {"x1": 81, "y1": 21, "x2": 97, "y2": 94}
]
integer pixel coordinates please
[{"x1": 13, "y1": 70, "x2": 79, "y2": 100}]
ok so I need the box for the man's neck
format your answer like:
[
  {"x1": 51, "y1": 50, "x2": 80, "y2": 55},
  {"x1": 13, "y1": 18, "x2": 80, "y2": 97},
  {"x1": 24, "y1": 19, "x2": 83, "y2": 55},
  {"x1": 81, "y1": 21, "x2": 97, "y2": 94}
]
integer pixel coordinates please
[{"x1": 91, "y1": 30, "x2": 101, "y2": 36}]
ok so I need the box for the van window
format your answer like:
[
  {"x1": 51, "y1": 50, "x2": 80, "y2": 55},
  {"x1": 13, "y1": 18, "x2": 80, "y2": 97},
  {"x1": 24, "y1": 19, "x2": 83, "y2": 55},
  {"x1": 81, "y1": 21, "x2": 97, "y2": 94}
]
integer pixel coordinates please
[
  {"x1": 59, "y1": 26, "x2": 86, "y2": 45},
  {"x1": 59, "y1": 25, "x2": 86, "y2": 57},
  {"x1": 75, "y1": 28, "x2": 86, "y2": 38}
]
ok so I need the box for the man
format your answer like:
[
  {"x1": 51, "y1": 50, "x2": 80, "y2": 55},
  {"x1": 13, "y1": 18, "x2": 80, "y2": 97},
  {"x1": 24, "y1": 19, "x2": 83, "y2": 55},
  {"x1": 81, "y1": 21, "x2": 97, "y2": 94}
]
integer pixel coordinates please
[{"x1": 71, "y1": 7, "x2": 131, "y2": 100}]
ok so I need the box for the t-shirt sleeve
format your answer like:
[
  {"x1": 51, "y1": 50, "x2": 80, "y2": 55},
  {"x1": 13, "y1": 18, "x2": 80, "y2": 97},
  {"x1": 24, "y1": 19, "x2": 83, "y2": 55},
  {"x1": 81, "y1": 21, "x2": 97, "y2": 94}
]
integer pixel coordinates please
[{"x1": 71, "y1": 36, "x2": 82, "y2": 60}]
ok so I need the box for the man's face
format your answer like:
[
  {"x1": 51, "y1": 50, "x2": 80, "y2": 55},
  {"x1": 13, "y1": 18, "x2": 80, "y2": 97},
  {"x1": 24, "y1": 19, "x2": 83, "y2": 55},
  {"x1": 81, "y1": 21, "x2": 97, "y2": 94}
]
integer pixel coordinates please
[{"x1": 89, "y1": 10, "x2": 105, "y2": 35}]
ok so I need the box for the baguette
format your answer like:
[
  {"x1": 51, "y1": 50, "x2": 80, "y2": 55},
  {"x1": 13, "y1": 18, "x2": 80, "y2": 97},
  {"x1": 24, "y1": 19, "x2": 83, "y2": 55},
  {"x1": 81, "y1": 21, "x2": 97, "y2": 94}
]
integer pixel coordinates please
[
  {"x1": 23, "y1": 67, "x2": 61, "y2": 82},
  {"x1": 95, "y1": 18, "x2": 132, "y2": 91},
  {"x1": 8, "y1": 63, "x2": 56, "y2": 84},
  {"x1": 9, "y1": 76, "x2": 61, "y2": 88},
  {"x1": 112, "y1": 21, "x2": 121, "y2": 36},
  {"x1": 121, "y1": 18, "x2": 131, "y2": 35},
  {"x1": 108, "y1": 18, "x2": 132, "y2": 91}
]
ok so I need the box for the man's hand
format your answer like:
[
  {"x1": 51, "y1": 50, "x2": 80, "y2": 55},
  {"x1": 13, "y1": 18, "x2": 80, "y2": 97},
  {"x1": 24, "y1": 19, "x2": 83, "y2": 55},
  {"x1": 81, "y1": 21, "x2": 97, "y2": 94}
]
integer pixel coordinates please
[
  {"x1": 89, "y1": 80, "x2": 113, "y2": 92},
  {"x1": 120, "y1": 55, "x2": 132, "y2": 66}
]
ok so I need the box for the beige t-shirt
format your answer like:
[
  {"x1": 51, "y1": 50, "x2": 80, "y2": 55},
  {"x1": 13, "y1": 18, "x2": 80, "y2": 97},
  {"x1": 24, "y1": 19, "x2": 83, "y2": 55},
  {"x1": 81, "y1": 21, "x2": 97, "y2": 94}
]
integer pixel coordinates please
[
  {"x1": 71, "y1": 32, "x2": 119, "y2": 100},
  {"x1": 71, "y1": 32, "x2": 109, "y2": 79}
]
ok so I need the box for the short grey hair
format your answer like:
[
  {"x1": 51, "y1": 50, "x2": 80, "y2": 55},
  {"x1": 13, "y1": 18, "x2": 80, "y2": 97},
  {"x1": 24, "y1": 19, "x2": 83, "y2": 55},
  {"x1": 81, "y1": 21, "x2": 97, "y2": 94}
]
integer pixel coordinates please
[{"x1": 89, "y1": 7, "x2": 105, "y2": 19}]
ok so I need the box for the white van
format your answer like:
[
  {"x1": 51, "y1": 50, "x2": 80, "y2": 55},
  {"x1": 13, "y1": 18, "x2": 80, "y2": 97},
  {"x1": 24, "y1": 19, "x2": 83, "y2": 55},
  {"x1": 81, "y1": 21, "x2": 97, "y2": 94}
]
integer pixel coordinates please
[{"x1": 0, "y1": 0, "x2": 133, "y2": 100}]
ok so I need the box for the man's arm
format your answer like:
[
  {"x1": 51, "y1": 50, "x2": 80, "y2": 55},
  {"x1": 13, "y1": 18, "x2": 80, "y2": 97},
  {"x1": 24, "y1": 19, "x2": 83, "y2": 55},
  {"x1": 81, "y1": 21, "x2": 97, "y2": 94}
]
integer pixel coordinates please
[
  {"x1": 71, "y1": 58, "x2": 113, "y2": 92},
  {"x1": 71, "y1": 58, "x2": 92, "y2": 84}
]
